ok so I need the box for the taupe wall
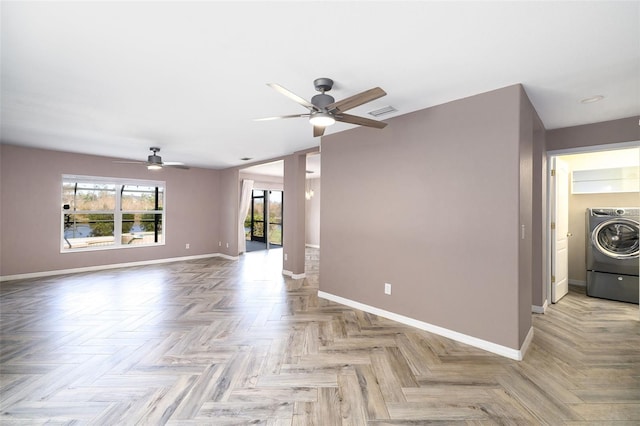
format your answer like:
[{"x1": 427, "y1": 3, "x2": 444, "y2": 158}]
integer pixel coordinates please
[
  {"x1": 320, "y1": 85, "x2": 531, "y2": 350},
  {"x1": 0, "y1": 144, "x2": 221, "y2": 276},
  {"x1": 518, "y1": 86, "x2": 538, "y2": 343},
  {"x1": 218, "y1": 168, "x2": 239, "y2": 257},
  {"x1": 547, "y1": 116, "x2": 640, "y2": 151},
  {"x1": 532, "y1": 122, "x2": 547, "y2": 308},
  {"x1": 283, "y1": 153, "x2": 306, "y2": 275},
  {"x1": 305, "y1": 177, "x2": 320, "y2": 247}
]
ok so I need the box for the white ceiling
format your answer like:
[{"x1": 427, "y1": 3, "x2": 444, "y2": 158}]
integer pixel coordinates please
[
  {"x1": 241, "y1": 153, "x2": 320, "y2": 179},
  {"x1": 1, "y1": 1, "x2": 638, "y2": 170}
]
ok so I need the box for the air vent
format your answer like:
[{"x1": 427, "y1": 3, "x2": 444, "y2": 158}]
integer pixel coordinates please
[{"x1": 368, "y1": 105, "x2": 397, "y2": 117}]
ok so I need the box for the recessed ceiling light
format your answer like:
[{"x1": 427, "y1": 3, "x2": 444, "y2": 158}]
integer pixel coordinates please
[{"x1": 580, "y1": 95, "x2": 604, "y2": 104}]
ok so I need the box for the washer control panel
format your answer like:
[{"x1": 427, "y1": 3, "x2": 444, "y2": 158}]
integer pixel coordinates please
[{"x1": 590, "y1": 208, "x2": 639, "y2": 217}]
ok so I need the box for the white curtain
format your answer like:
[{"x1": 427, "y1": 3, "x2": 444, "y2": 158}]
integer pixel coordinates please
[{"x1": 238, "y1": 179, "x2": 254, "y2": 253}]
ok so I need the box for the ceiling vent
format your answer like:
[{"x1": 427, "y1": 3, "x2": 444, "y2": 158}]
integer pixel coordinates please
[{"x1": 368, "y1": 105, "x2": 397, "y2": 117}]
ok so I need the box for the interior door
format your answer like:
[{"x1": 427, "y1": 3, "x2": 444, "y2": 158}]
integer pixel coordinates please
[{"x1": 552, "y1": 157, "x2": 570, "y2": 303}]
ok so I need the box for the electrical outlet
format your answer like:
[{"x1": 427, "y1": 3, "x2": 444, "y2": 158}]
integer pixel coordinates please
[
  {"x1": 284, "y1": 253, "x2": 288, "y2": 261},
  {"x1": 218, "y1": 241, "x2": 222, "y2": 247},
  {"x1": 185, "y1": 243, "x2": 190, "y2": 249},
  {"x1": 226, "y1": 242, "x2": 229, "y2": 248},
  {"x1": 384, "y1": 283, "x2": 392, "y2": 295}
]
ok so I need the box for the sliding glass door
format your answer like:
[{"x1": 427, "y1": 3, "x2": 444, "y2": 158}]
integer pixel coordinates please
[
  {"x1": 268, "y1": 190, "x2": 282, "y2": 247},
  {"x1": 245, "y1": 189, "x2": 283, "y2": 250},
  {"x1": 249, "y1": 190, "x2": 265, "y2": 243}
]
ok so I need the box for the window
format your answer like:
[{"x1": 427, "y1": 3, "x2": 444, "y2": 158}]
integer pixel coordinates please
[{"x1": 62, "y1": 175, "x2": 165, "y2": 251}]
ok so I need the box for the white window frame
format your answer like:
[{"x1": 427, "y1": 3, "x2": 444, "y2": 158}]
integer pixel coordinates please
[{"x1": 61, "y1": 174, "x2": 166, "y2": 253}]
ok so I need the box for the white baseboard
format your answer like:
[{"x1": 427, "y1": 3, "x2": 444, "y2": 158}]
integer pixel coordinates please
[
  {"x1": 282, "y1": 270, "x2": 306, "y2": 279},
  {"x1": 532, "y1": 299, "x2": 548, "y2": 314},
  {"x1": 0, "y1": 253, "x2": 234, "y2": 282},
  {"x1": 305, "y1": 244, "x2": 320, "y2": 249},
  {"x1": 218, "y1": 253, "x2": 240, "y2": 261},
  {"x1": 569, "y1": 279, "x2": 586, "y2": 287},
  {"x1": 520, "y1": 326, "x2": 534, "y2": 358},
  {"x1": 318, "y1": 291, "x2": 528, "y2": 361}
]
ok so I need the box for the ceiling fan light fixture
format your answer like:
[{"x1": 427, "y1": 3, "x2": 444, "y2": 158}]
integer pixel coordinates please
[
  {"x1": 260, "y1": 79, "x2": 387, "y2": 137},
  {"x1": 147, "y1": 164, "x2": 162, "y2": 170},
  {"x1": 309, "y1": 112, "x2": 335, "y2": 127}
]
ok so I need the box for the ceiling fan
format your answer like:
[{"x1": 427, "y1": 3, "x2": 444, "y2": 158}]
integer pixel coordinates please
[
  {"x1": 114, "y1": 147, "x2": 189, "y2": 170},
  {"x1": 256, "y1": 78, "x2": 388, "y2": 137}
]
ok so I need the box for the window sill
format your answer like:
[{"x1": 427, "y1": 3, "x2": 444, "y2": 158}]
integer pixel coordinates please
[{"x1": 61, "y1": 241, "x2": 165, "y2": 254}]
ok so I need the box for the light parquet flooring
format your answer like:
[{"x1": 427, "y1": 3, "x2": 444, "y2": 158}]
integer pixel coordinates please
[{"x1": 1, "y1": 248, "x2": 639, "y2": 425}]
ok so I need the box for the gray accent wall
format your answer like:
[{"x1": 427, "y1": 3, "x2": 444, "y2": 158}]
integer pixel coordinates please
[
  {"x1": 319, "y1": 84, "x2": 534, "y2": 350},
  {"x1": 0, "y1": 144, "x2": 221, "y2": 276}
]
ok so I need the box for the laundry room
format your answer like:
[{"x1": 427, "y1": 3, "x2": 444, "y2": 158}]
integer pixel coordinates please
[{"x1": 554, "y1": 146, "x2": 639, "y2": 304}]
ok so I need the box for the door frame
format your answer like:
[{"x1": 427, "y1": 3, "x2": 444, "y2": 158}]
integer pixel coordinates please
[
  {"x1": 267, "y1": 190, "x2": 283, "y2": 247},
  {"x1": 249, "y1": 189, "x2": 266, "y2": 244},
  {"x1": 545, "y1": 141, "x2": 640, "y2": 310}
]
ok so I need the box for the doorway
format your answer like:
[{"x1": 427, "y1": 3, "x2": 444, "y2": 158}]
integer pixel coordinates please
[
  {"x1": 245, "y1": 189, "x2": 283, "y2": 252},
  {"x1": 547, "y1": 144, "x2": 639, "y2": 307}
]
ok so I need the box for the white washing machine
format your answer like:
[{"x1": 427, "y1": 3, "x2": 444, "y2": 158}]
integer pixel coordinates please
[{"x1": 586, "y1": 207, "x2": 639, "y2": 304}]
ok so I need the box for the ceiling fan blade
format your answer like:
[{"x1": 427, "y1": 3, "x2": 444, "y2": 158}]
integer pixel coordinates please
[
  {"x1": 313, "y1": 125, "x2": 326, "y2": 137},
  {"x1": 268, "y1": 83, "x2": 318, "y2": 111},
  {"x1": 163, "y1": 163, "x2": 190, "y2": 170},
  {"x1": 335, "y1": 113, "x2": 388, "y2": 129},
  {"x1": 254, "y1": 113, "x2": 310, "y2": 121},
  {"x1": 113, "y1": 160, "x2": 148, "y2": 165},
  {"x1": 326, "y1": 87, "x2": 387, "y2": 113}
]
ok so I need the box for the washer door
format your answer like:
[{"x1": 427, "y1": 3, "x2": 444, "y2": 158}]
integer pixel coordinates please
[{"x1": 592, "y1": 218, "x2": 639, "y2": 260}]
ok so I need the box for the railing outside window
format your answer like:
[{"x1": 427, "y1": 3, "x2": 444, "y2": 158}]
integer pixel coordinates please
[{"x1": 62, "y1": 175, "x2": 165, "y2": 251}]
